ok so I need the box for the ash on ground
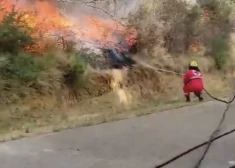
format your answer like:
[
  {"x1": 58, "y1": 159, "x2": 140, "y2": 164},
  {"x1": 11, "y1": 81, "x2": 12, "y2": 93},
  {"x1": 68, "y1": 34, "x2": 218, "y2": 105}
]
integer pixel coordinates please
[{"x1": 75, "y1": 40, "x2": 136, "y2": 70}]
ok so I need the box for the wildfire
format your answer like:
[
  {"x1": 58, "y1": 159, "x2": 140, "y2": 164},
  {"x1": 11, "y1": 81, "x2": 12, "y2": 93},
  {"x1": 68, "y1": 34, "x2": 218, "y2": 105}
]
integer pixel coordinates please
[{"x1": 0, "y1": 0, "x2": 135, "y2": 53}]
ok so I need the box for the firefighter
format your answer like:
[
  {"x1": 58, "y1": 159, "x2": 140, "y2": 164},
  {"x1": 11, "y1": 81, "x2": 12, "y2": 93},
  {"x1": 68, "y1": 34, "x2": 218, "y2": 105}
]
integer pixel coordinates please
[{"x1": 183, "y1": 60, "x2": 204, "y2": 102}]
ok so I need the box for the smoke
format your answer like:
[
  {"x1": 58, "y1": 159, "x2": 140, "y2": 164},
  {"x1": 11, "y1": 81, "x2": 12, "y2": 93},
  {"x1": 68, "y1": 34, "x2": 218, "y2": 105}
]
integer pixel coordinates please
[{"x1": 9, "y1": 0, "x2": 139, "y2": 51}]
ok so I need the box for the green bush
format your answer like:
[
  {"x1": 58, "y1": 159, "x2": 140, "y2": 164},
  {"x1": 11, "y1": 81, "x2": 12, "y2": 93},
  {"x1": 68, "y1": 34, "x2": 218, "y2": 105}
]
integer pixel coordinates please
[
  {"x1": 4, "y1": 53, "x2": 43, "y2": 82},
  {"x1": 0, "y1": 52, "x2": 60, "y2": 90},
  {"x1": 214, "y1": 51, "x2": 229, "y2": 69},
  {"x1": 198, "y1": 0, "x2": 233, "y2": 69},
  {"x1": 0, "y1": 7, "x2": 87, "y2": 103},
  {"x1": 210, "y1": 37, "x2": 230, "y2": 69},
  {"x1": 64, "y1": 52, "x2": 87, "y2": 89},
  {"x1": 0, "y1": 9, "x2": 34, "y2": 54},
  {"x1": 129, "y1": 0, "x2": 234, "y2": 70},
  {"x1": 0, "y1": 51, "x2": 87, "y2": 101}
]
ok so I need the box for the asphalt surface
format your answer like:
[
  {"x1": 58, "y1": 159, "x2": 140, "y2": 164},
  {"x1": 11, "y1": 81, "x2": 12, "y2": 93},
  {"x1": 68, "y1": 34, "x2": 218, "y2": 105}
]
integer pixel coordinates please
[{"x1": 0, "y1": 100, "x2": 235, "y2": 168}]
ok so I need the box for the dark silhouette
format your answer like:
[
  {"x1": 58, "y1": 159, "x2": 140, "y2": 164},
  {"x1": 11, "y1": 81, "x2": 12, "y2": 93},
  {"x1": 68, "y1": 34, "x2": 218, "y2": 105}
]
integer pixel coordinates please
[{"x1": 101, "y1": 48, "x2": 136, "y2": 69}]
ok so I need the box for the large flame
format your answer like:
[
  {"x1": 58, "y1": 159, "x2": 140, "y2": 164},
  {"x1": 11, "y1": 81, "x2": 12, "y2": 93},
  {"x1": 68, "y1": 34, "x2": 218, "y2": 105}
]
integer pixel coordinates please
[{"x1": 0, "y1": 0, "x2": 134, "y2": 53}]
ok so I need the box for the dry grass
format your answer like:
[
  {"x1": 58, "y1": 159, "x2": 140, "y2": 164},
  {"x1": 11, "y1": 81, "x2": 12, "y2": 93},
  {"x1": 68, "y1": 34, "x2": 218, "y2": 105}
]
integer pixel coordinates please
[
  {"x1": 0, "y1": 34, "x2": 233, "y2": 142},
  {"x1": 0, "y1": 0, "x2": 234, "y2": 142},
  {"x1": 0, "y1": 60, "x2": 233, "y2": 142}
]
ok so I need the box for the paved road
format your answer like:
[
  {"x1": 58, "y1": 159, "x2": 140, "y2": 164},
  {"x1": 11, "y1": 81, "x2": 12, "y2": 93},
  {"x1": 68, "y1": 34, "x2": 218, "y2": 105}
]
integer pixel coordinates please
[{"x1": 0, "y1": 101, "x2": 235, "y2": 168}]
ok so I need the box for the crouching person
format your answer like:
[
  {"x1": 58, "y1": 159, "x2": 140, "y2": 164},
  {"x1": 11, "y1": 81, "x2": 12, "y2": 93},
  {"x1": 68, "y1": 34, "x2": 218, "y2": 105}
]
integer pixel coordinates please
[{"x1": 183, "y1": 60, "x2": 204, "y2": 102}]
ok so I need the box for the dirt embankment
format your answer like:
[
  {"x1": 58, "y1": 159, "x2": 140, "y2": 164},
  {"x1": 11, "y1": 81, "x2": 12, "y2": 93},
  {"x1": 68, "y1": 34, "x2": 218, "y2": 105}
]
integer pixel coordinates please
[
  {"x1": 1, "y1": 0, "x2": 235, "y2": 142},
  {"x1": 0, "y1": 57, "x2": 233, "y2": 142}
]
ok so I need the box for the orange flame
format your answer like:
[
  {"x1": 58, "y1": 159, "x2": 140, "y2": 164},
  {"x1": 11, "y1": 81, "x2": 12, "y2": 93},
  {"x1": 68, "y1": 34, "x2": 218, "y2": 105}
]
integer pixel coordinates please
[{"x1": 0, "y1": 0, "x2": 133, "y2": 53}]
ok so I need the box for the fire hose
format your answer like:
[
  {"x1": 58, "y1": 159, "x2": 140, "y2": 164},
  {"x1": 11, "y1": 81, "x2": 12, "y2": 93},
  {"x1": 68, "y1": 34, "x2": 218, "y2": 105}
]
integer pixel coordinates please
[{"x1": 137, "y1": 63, "x2": 235, "y2": 168}]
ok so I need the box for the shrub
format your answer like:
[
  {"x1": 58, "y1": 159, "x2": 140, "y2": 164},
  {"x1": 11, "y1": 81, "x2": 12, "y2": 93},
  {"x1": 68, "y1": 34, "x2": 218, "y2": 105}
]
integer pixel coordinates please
[
  {"x1": 210, "y1": 37, "x2": 229, "y2": 69},
  {"x1": 0, "y1": 6, "x2": 88, "y2": 103},
  {"x1": 129, "y1": 0, "x2": 235, "y2": 70},
  {"x1": 64, "y1": 52, "x2": 87, "y2": 89},
  {"x1": 4, "y1": 53, "x2": 43, "y2": 82},
  {"x1": 128, "y1": 0, "x2": 195, "y2": 53},
  {"x1": 0, "y1": 52, "x2": 60, "y2": 91},
  {"x1": 198, "y1": 0, "x2": 233, "y2": 69},
  {"x1": 0, "y1": 8, "x2": 35, "y2": 54}
]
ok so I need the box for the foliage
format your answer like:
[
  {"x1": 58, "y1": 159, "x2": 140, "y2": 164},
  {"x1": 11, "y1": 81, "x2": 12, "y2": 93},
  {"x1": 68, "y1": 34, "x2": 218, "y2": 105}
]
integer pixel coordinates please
[
  {"x1": 0, "y1": 8, "x2": 35, "y2": 54},
  {"x1": 0, "y1": 7, "x2": 87, "y2": 104},
  {"x1": 210, "y1": 37, "x2": 229, "y2": 69},
  {"x1": 198, "y1": 0, "x2": 233, "y2": 68},
  {"x1": 129, "y1": 0, "x2": 235, "y2": 69},
  {"x1": 128, "y1": 0, "x2": 198, "y2": 53},
  {"x1": 64, "y1": 51, "x2": 87, "y2": 89}
]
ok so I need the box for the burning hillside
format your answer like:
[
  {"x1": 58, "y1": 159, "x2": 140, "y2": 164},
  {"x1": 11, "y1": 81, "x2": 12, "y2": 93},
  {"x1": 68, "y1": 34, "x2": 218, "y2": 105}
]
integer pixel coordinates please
[{"x1": 0, "y1": 0, "x2": 137, "y2": 54}]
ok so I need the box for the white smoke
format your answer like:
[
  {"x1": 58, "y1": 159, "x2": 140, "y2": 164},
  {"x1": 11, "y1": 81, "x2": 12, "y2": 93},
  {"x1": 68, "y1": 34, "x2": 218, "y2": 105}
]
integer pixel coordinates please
[{"x1": 13, "y1": 0, "x2": 142, "y2": 53}]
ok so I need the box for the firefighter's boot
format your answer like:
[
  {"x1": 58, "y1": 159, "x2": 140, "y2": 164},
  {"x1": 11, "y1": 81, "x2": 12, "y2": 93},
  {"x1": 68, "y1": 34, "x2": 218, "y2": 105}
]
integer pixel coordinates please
[
  {"x1": 199, "y1": 96, "x2": 204, "y2": 102},
  {"x1": 195, "y1": 92, "x2": 203, "y2": 102},
  {"x1": 185, "y1": 95, "x2": 190, "y2": 102}
]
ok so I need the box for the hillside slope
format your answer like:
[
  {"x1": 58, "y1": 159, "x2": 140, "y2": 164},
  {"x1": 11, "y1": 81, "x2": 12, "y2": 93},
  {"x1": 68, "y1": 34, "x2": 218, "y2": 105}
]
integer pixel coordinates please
[{"x1": 0, "y1": 0, "x2": 234, "y2": 141}]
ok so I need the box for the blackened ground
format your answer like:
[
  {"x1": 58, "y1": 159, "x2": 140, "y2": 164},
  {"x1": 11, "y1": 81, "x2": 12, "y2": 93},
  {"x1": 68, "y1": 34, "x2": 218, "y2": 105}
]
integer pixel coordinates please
[{"x1": 101, "y1": 48, "x2": 136, "y2": 69}]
